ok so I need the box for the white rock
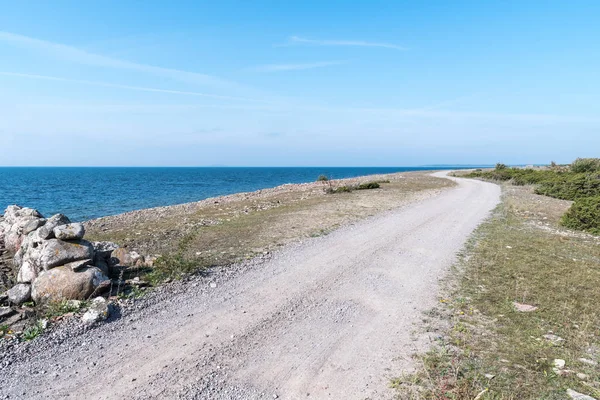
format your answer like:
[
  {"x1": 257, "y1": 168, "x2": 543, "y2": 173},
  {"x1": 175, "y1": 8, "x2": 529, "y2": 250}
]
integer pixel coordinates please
[
  {"x1": 578, "y1": 358, "x2": 597, "y2": 366},
  {"x1": 7, "y1": 283, "x2": 31, "y2": 305},
  {"x1": 82, "y1": 297, "x2": 109, "y2": 324},
  {"x1": 513, "y1": 302, "x2": 538, "y2": 312},
  {"x1": 53, "y1": 223, "x2": 85, "y2": 240},
  {"x1": 543, "y1": 334, "x2": 564, "y2": 344},
  {"x1": 553, "y1": 359, "x2": 566, "y2": 369},
  {"x1": 566, "y1": 389, "x2": 597, "y2": 400}
]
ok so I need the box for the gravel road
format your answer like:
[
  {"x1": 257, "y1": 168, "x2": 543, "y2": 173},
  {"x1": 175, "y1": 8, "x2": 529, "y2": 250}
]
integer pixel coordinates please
[{"x1": 0, "y1": 172, "x2": 500, "y2": 400}]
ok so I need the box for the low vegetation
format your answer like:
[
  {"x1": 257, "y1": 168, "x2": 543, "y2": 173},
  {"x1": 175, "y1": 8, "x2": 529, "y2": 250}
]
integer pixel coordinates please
[
  {"x1": 317, "y1": 175, "x2": 329, "y2": 182},
  {"x1": 22, "y1": 320, "x2": 45, "y2": 341},
  {"x1": 465, "y1": 158, "x2": 600, "y2": 235},
  {"x1": 561, "y1": 196, "x2": 600, "y2": 235},
  {"x1": 396, "y1": 162, "x2": 600, "y2": 399},
  {"x1": 87, "y1": 172, "x2": 453, "y2": 285},
  {"x1": 326, "y1": 181, "x2": 382, "y2": 194},
  {"x1": 44, "y1": 299, "x2": 87, "y2": 318}
]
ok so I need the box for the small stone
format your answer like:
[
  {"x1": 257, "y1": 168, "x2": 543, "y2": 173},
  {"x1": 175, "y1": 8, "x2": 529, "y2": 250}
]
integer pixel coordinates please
[
  {"x1": 273, "y1": 395, "x2": 279, "y2": 399},
  {"x1": 81, "y1": 297, "x2": 109, "y2": 324},
  {"x1": 566, "y1": 389, "x2": 597, "y2": 400},
  {"x1": 543, "y1": 334, "x2": 565, "y2": 345},
  {"x1": 578, "y1": 358, "x2": 597, "y2": 366},
  {"x1": 209, "y1": 282, "x2": 217, "y2": 288},
  {"x1": 576, "y1": 373, "x2": 589, "y2": 380},
  {"x1": 554, "y1": 359, "x2": 566, "y2": 369},
  {"x1": 484, "y1": 373, "x2": 495, "y2": 379},
  {"x1": 513, "y1": 302, "x2": 538, "y2": 312}
]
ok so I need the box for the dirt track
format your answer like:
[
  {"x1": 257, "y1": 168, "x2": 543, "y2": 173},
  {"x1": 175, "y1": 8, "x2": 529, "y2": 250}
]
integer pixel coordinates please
[{"x1": 0, "y1": 172, "x2": 500, "y2": 399}]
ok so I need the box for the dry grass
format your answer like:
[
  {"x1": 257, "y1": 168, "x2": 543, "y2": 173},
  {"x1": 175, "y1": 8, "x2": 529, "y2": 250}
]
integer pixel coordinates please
[
  {"x1": 394, "y1": 184, "x2": 600, "y2": 399},
  {"x1": 86, "y1": 172, "x2": 454, "y2": 282}
]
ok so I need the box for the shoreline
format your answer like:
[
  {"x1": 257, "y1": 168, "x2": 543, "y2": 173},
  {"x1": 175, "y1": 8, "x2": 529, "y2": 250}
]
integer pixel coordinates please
[
  {"x1": 1, "y1": 167, "x2": 469, "y2": 222},
  {"x1": 83, "y1": 170, "x2": 456, "y2": 274},
  {"x1": 85, "y1": 170, "x2": 426, "y2": 225}
]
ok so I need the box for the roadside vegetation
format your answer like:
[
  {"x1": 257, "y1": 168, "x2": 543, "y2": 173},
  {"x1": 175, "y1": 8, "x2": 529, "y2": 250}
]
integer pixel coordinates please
[
  {"x1": 395, "y1": 160, "x2": 600, "y2": 399},
  {"x1": 87, "y1": 172, "x2": 454, "y2": 284},
  {"x1": 465, "y1": 158, "x2": 600, "y2": 235}
]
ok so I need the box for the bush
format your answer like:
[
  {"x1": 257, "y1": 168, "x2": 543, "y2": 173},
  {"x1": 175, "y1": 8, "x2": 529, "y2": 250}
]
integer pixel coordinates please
[
  {"x1": 535, "y1": 173, "x2": 600, "y2": 200},
  {"x1": 357, "y1": 182, "x2": 381, "y2": 190},
  {"x1": 326, "y1": 181, "x2": 381, "y2": 194},
  {"x1": 561, "y1": 196, "x2": 600, "y2": 235},
  {"x1": 495, "y1": 163, "x2": 507, "y2": 170},
  {"x1": 570, "y1": 158, "x2": 600, "y2": 173},
  {"x1": 317, "y1": 175, "x2": 329, "y2": 182}
]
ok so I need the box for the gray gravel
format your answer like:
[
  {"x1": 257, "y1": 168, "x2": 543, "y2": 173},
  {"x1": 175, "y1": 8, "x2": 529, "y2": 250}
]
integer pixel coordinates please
[{"x1": 0, "y1": 172, "x2": 500, "y2": 399}]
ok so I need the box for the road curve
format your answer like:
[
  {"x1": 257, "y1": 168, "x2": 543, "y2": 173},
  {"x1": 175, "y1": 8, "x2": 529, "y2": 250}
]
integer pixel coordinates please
[{"x1": 0, "y1": 172, "x2": 500, "y2": 400}]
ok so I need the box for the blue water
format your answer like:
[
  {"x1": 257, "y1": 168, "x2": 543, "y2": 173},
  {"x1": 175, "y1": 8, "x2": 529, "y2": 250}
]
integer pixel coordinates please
[{"x1": 0, "y1": 167, "x2": 477, "y2": 221}]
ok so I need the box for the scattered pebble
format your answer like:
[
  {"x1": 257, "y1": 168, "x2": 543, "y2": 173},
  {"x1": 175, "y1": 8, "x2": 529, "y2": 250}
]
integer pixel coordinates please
[{"x1": 513, "y1": 302, "x2": 538, "y2": 312}]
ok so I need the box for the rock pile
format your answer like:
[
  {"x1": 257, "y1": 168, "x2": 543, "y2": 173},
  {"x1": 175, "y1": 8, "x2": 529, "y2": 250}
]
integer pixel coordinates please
[{"x1": 0, "y1": 205, "x2": 111, "y2": 305}]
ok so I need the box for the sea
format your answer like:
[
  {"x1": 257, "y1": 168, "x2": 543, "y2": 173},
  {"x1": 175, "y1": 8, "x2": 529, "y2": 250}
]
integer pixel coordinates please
[{"x1": 0, "y1": 167, "x2": 480, "y2": 221}]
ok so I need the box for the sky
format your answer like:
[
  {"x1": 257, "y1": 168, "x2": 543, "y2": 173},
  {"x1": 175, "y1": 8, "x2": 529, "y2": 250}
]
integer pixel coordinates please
[{"x1": 0, "y1": 0, "x2": 599, "y2": 166}]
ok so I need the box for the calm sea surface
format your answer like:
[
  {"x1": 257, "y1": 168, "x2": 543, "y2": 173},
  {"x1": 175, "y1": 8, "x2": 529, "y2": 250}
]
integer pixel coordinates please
[{"x1": 0, "y1": 167, "x2": 477, "y2": 221}]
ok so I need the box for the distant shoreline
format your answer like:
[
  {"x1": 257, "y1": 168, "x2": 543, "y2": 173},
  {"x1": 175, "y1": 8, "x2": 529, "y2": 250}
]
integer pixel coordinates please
[{"x1": 0, "y1": 166, "x2": 476, "y2": 222}]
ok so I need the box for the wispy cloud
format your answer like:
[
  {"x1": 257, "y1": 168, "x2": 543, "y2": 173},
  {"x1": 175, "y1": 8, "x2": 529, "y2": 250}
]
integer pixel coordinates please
[
  {"x1": 0, "y1": 31, "x2": 241, "y2": 90},
  {"x1": 0, "y1": 71, "x2": 262, "y2": 102},
  {"x1": 252, "y1": 61, "x2": 345, "y2": 72},
  {"x1": 280, "y1": 36, "x2": 408, "y2": 51}
]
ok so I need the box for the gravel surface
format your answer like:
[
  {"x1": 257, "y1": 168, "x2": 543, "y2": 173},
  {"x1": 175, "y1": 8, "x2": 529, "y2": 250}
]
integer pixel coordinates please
[{"x1": 0, "y1": 172, "x2": 500, "y2": 399}]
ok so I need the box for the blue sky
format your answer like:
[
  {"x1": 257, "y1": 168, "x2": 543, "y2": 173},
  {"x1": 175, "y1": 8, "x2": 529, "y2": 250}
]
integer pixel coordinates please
[{"x1": 0, "y1": 0, "x2": 598, "y2": 166}]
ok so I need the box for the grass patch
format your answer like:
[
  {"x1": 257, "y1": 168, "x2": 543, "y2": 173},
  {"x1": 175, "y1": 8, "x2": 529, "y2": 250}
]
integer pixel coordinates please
[
  {"x1": 44, "y1": 299, "x2": 87, "y2": 318},
  {"x1": 327, "y1": 181, "x2": 381, "y2": 194},
  {"x1": 0, "y1": 324, "x2": 10, "y2": 338},
  {"x1": 22, "y1": 320, "x2": 46, "y2": 341},
  {"x1": 394, "y1": 192, "x2": 600, "y2": 399}
]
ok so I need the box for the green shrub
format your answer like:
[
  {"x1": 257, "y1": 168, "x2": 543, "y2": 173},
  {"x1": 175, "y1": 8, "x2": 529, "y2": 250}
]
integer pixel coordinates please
[
  {"x1": 535, "y1": 173, "x2": 600, "y2": 200},
  {"x1": 495, "y1": 163, "x2": 508, "y2": 170},
  {"x1": 357, "y1": 182, "x2": 381, "y2": 190},
  {"x1": 317, "y1": 175, "x2": 329, "y2": 182},
  {"x1": 570, "y1": 158, "x2": 600, "y2": 173},
  {"x1": 331, "y1": 185, "x2": 352, "y2": 193},
  {"x1": 326, "y1": 181, "x2": 381, "y2": 194},
  {"x1": 561, "y1": 196, "x2": 600, "y2": 235}
]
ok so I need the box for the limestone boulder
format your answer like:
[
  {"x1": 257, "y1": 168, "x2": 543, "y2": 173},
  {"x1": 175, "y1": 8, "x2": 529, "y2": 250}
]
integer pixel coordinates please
[
  {"x1": 8, "y1": 283, "x2": 32, "y2": 305},
  {"x1": 37, "y1": 214, "x2": 71, "y2": 240},
  {"x1": 53, "y1": 223, "x2": 85, "y2": 241},
  {"x1": 112, "y1": 248, "x2": 143, "y2": 266},
  {"x1": 31, "y1": 266, "x2": 109, "y2": 303},
  {"x1": 38, "y1": 239, "x2": 94, "y2": 271},
  {"x1": 22, "y1": 218, "x2": 46, "y2": 235},
  {"x1": 4, "y1": 206, "x2": 42, "y2": 225},
  {"x1": 17, "y1": 261, "x2": 38, "y2": 283},
  {"x1": 92, "y1": 241, "x2": 119, "y2": 259}
]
